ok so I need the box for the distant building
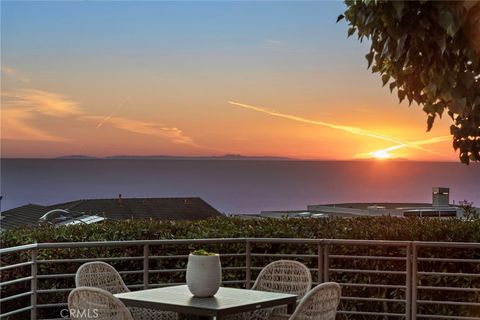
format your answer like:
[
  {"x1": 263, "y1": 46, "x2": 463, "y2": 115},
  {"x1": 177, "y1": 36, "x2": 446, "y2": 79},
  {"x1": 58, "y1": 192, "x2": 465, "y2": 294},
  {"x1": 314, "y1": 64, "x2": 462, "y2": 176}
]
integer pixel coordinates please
[
  {"x1": 0, "y1": 196, "x2": 223, "y2": 231},
  {"x1": 259, "y1": 187, "x2": 467, "y2": 219}
]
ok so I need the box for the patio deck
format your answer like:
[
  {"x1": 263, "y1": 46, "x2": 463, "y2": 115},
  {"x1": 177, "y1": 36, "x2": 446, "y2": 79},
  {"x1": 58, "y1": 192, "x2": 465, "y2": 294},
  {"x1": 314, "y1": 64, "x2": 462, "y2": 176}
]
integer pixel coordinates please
[{"x1": 1, "y1": 238, "x2": 479, "y2": 319}]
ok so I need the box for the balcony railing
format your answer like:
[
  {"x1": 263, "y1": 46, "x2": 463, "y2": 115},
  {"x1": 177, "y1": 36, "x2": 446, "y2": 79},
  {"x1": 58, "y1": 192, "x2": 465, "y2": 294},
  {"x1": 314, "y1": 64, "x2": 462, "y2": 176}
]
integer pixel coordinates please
[{"x1": 1, "y1": 238, "x2": 479, "y2": 320}]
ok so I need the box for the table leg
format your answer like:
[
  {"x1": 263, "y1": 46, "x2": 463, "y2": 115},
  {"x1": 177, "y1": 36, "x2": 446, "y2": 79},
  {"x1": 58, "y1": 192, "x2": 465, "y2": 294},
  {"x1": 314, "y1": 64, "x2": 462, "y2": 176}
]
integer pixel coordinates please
[{"x1": 287, "y1": 301, "x2": 296, "y2": 314}]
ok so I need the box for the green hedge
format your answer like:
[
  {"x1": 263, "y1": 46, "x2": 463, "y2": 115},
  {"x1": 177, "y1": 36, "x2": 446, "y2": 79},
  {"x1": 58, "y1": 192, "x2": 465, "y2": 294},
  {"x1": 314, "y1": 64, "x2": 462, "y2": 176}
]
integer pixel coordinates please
[
  {"x1": 2, "y1": 216, "x2": 480, "y2": 245},
  {"x1": 1, "y1": 217, "x2": 479, "y2": 319}
]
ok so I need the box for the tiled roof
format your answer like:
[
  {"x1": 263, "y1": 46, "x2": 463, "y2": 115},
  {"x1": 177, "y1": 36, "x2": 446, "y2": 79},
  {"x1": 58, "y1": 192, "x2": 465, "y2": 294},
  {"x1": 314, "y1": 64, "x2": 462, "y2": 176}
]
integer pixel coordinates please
[
  {"x1": 0, "y1": 204, "x2": 48, "y2": 230},
  {"x1": 1, "y1": 197, "x2": 223, "y2": 230}
]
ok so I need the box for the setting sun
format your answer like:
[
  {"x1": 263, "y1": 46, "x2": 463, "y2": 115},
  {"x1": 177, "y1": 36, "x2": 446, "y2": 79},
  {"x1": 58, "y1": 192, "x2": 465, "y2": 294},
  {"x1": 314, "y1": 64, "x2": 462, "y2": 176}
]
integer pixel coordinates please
[{"x1": 372, "y1": 150, "x2": 391, "y2": 159}]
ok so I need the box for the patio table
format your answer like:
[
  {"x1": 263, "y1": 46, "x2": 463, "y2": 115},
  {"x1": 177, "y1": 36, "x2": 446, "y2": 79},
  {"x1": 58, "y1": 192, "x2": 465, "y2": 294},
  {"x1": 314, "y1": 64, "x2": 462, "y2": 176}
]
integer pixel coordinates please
[{"x1": 115, "y1": 284, "x2": 297, "y2": 320}]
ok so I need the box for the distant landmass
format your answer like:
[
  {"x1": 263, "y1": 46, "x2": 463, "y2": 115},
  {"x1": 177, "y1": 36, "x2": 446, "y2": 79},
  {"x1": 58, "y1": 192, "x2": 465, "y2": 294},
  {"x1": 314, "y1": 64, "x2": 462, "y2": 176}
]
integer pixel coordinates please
[
  {"x1": 55, "y1": 154, "x2": 294, "y2": 160},
  {"x1": 55, "y1": 155, "x2": 99, "y2": 159}
]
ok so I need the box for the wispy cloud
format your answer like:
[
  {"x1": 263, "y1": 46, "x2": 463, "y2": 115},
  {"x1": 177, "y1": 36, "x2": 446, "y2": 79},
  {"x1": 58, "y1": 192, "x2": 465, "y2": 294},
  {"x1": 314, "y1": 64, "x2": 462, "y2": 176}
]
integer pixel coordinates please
[
  {"x1": 80, "y1": 115, "x2": 200, "y2": 147},
  {"x1": 1, "y1": 89, "x2": 81, "y2": 141},
  {"x1": 2, "y1": 89, "x2": 81, "y2": 117},
  {"x1": 1, "y1": 65, "x2": 31, "y2": 83},
  {"x1": 1, "y1": 108, "x2": 67, "y2": 141},
  {"x1": 228, "y1": 100, "x2": 443, "y2": 156},
  {"x1": 1, "y1": 87, "x2": 202, "y2": 148}
]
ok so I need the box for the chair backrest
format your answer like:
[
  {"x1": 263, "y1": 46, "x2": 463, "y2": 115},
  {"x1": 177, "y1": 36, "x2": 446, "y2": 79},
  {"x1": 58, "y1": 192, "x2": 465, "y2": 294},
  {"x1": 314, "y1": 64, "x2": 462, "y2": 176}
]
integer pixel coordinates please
[
  {"x1": 252, "y1": 260, "x2": 312, "y2": 299},
  {"x1": 68, "y1": 287, "x2": 134, "y2": 320},
  {"x1": 75, "y1": 261, "x2": 129, "y2": 294},
  {"x1": 288, "y1": 282, "x2": 341, "y2": 320}
]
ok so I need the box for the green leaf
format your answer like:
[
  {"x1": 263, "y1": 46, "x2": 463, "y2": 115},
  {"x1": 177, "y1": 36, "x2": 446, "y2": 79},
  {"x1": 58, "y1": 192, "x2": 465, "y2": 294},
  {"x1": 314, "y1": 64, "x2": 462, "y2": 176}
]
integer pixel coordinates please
[
  {"x1": 398, "y1": 89, "x2": 406, "y2": 103},
  {"x1": 336, "y1": 14, "x2": 344, "y2": 23},
  {"x1": 392, "y1": 1, "x2": 404, "y2": 19},
  {"x1": 436, "y1": 33, "x2": 446, "y2": 55},
  {"x1": 347, "y1": 27, "x2": 356, "y2": 37},
  {"x1": 365, "y1": 51, "x2": 374, "y2": 68},
  {"x1": 427, "y1": 114, "x2": 435, "y2": 131},
  {"x1": 382, "y1": 73, "x2": 390, "y2": 86},
  {"x1": 438, "y1": 10, "x2": 460, "y2": 37},
  {"x1": 389, "y1": 81, "x2": 397, "y2": 92}
]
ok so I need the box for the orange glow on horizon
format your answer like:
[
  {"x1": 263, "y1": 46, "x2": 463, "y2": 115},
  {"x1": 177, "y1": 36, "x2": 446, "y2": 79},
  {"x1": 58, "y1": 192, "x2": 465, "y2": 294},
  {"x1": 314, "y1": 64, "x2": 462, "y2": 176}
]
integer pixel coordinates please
[{"x1": 372, "y1": 150, "x2": 391, "y2": 159}]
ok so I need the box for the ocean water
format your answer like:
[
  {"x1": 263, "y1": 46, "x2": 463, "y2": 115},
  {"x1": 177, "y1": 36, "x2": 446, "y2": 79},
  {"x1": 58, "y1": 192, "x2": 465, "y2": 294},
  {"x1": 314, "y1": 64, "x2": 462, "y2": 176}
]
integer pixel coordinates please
[{"x1": 1, "y1": 159, "x2": 479, "y2": 214}]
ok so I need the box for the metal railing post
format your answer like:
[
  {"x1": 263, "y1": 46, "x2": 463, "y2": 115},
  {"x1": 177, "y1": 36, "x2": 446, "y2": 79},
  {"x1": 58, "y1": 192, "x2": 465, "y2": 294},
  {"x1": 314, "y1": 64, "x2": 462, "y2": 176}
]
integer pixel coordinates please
[
  {"x1": 31, "y1": 249, "x2": 37, "y2": 320},
  {"x1": 406, "y1": 243, "x2": 412, "y2": 320},
  {"x1": 323, "y1": 244, "x2": 329, "y2": 282},
  {"x1": 245, "y1": 240, "x2": 251, "y2": 289},
  {"x1": 317, "y1": 241, "x2": 324, "y2": 283},
  {"x1": 411, "y1": 243, "x2": 418, "y2": 320},
  {"x1": 143, "y1": 244, "x2": 149, "y2": 290}
]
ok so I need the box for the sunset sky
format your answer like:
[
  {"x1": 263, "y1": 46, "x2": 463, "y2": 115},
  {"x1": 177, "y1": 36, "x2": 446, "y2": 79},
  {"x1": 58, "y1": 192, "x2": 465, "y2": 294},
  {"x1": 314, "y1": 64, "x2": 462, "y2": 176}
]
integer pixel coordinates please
[{"x1": 1, "y1": 1, "x2": 457, "y2": 161}]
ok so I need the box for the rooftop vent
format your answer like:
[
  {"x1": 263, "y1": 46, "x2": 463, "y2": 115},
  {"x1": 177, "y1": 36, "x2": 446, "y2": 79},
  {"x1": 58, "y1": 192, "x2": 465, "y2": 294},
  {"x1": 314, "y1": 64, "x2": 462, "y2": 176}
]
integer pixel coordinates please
[{"x1": 432, "y1": 187, "x2": 449, "y2": 207}]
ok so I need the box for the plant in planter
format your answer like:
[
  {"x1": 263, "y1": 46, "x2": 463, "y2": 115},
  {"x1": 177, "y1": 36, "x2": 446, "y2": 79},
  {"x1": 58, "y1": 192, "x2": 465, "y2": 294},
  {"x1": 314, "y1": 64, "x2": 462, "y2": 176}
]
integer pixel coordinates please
[{"x1": 186, "y1": 250, "x2": 222, "y2": 297}]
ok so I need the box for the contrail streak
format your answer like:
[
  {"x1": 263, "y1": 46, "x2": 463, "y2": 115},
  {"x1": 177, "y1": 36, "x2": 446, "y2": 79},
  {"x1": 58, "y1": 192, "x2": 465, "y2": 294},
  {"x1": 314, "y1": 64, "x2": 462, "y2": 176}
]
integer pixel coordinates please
[
  {"x1": 228, "y1": 101, "x2": 443, "y2": 156},
  {"x1": 355, "y1": 136, "x2": 451, "y2": 159},
  {"x1": 96, "y1": 96, "x2": 131, "y2": 129}
]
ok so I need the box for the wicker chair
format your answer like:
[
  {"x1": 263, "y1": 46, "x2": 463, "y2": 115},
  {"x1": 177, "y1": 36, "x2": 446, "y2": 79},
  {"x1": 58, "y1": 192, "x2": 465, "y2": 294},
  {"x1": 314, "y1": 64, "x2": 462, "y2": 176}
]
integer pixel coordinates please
[
  {"x1": 288, "y1": 282, "x2": 341, "y2": 320},
  {"x1": 228, "y1": 260, "x2": 312, "y2": 320},
  {"x1": 75, "y1": 261, "x2": 178, "y2": 320},
  {"x1": 68, "y1": 287, "x2": 134, "y2": 320}
]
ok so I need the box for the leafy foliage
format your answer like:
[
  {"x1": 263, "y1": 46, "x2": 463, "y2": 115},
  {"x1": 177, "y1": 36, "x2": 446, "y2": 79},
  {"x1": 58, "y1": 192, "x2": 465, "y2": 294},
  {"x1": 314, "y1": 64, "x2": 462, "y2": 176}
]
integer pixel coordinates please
[
  {"x1": 191, "y1": 249, "x2": 217, "y2": 256},
  {"x1": 459, "y1": 199, "x2": 480, "y2": 220},
  {"x1": 339, "y1": 1, "x2": 480, "y2": 164}
]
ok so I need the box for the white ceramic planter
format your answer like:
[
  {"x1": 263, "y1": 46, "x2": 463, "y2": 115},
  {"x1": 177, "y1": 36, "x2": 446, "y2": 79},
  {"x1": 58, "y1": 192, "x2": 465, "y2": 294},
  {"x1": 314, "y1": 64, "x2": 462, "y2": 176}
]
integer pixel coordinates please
[{"x1": 186, "y1": 254, "x2": 221, "y2": 297}]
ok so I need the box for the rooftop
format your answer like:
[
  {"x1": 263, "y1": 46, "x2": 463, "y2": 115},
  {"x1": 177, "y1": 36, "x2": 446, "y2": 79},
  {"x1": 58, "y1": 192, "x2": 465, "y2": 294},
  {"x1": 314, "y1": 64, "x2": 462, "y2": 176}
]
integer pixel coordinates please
[{"x1": 0, "y1": 197, "x2": 223, "y2": 230}]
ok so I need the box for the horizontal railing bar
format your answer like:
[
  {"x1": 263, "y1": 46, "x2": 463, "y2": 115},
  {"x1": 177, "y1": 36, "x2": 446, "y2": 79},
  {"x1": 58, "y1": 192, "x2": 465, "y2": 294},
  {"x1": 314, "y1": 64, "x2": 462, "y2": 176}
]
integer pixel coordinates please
[
  {"x1": 149, "y1": 253, "x2": 246, "y2": 260},
  {"x1": 251, "y1": 266, "x2": 319, "y2": 273},
  {"x1": 149, "y1": 269, "x2": 186, "y2": 274},
  {"x1": 3, "y1": 239, "x2": 479, "y2": 254},
  {"x1": 417, "y1": 315, "x2": 480, "y2": 320},
  {"x1": 0, "y1": 261, "x2": 33, "y2": 272},
  {"x1": 325, "y1": 239, "x2": 410, "y2": 246},
  {"x1": 128, "y1": 284, "x2": 145, "y2": 289},
  {"x1": 338, "y1": 310, "x2": 405, "y2": 317},
  {"x1": 250, "y1": 238, "x2": 410, "y2": 246},
  {"x1": 36, "y1": 238, "x2": 247, "y2": 249},
  {"x1": 38, "y1": 288, "x2": 73, "y2": 294},
  {"x1": 330, "y1": 255, "x2": 406, "y2": 261},
  {"x1": 417, "y1": 257, "x2": 480, "y2": 263},
  {"x1": 0, "y1": 276, "x2": 33, "y2": 287},
  {"x1": 0, "y1": 291, "x2": 32, "y2": 303},
  {"x1": 0, "y1": 243, "x2": 37, "y2": 255},
  {"x1": 37, "y1": 302, "x2": 67, "y2": 308},
  {"x1": 340, "y1": 283, "x2": 406, "y2": 289},
  {"x1": 37, "y1": 284, "x2": 144, "y2": 294},
  {"x1": 222, "y1": 280, "x2": 245, "y2": 284},
  {"x1": 330, "y1": 268, "x2": 406, "y2": 275},
  {"x1": 418, "y1": 271, "x2": 480, "y2": 277},
  {"x1": 149, "y1": 255, "x2": 189, "y2": 259},
  {"x1": 0, "y1": 305, "x2": 33, "y2": 318},
  {"x1": 418, "y1": 285, "x2": 480, "y2": 292},
  {"x1": 250, "y1": 253, "x2": 317, "y2": 258},
  {"x1": 37, "y1": 256, "x2": 144, "y2": 264},
  {"x1": 341, "y1": 296, "x2": 406, "y2": 303},
  {"x1": 149, "y1": 282, "x2": 186, "y2": 288},
  {"x1": 414, "y1": 241, "x2": 480, "y2": 248},
  {"x1": 37, "y1": 273, "x2": 75, "y2": 279},
  {"x1": 37, "y1": 270, "x2": 143, "y2": 279},
  {"x1": 417, "y1": 300, "x2": 480, "y2": 306}
]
